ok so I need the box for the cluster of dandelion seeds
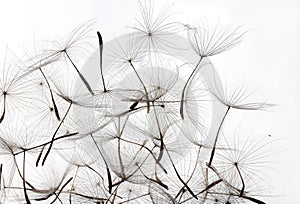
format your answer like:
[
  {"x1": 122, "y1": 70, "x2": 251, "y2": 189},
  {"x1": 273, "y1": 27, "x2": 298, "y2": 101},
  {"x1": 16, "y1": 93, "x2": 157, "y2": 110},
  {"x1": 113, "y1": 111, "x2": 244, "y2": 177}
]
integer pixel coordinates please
[{"x1": 0, "y1": 1, "x2": 277, "y2": 203}]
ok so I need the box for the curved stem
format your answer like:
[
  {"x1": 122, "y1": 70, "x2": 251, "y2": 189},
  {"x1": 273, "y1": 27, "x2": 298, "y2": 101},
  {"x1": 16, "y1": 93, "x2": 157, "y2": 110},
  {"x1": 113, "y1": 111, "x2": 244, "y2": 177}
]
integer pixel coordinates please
[
  {"x1": 36, "y1": 101, "x2": 73, "y2": 166},
  {"x1": 14, "y1": 132, "x2": 78, "y2": 156},
  {"x1": 204, "y1": 106, "x2": 230, "y2": 203},
  {"x1": 180, "y1": 56, "x2": 203, "y2": 119},
  {"x1": 165, "y1": 147, "x2": 198, "y2": 200},
  {"x1": 207, "y1": 163, "x2": 241, "y2": 193},
  {"x1": 208, "y1": 106, "x2": 230, "y2": 166},
  {"x1": 235, "y1": 163, "x2": 245, "y2": 196},
  {"x1": 175, "y1": 146, "x2": 201, "y2": 201},
  {"x1": 128, "y1": 60, "x2": 150, "y2": 113}
]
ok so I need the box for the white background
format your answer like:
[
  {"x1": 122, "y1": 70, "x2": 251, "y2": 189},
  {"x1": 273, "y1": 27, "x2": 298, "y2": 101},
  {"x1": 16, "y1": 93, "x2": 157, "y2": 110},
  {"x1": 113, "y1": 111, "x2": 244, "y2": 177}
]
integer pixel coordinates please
[{"x1": 0, "y1": 0, "x2": 299, "y2": 203}]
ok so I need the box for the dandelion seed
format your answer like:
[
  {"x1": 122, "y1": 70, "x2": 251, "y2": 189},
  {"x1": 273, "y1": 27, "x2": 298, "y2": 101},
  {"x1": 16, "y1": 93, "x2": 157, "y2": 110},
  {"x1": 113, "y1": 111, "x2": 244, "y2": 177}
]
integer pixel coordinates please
[
  {"x1": 179, "y1": 22, "x2": 247, "y2": 119},
  {"x1": 26, "y1": 160, "x2": 73, "y2": 203},
  {"x1": 186, "y1": 21, "x2": 246, "y2": 58},
  {"x1": 208, "y1": 77, "x2": 275, "y2": 111},
  {"x1": 0, "y1": 51, "x2": 36, "y2": 123},
  {"x1": 27, "y1": 20, "x2": 97, "y2": 95},
  {"x1": 130, "y1": 0, "x2": 182, "y2": 52},
  {"x1": 212, "y1": 130, "x2": 277, "y2": 203}
]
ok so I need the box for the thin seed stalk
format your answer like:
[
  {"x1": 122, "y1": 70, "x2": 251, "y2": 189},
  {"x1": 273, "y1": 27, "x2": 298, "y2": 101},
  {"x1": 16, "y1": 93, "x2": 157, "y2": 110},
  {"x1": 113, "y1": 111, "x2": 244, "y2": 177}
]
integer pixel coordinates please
[
  {"x1": 180, "y1": 56, "x2": 203, "y2": 119},
  {"x1": 64, "y1": 51, "x2": 94, "y2": 95},
  {"x1": 204, "y1": 106, "x2": 230, "y2": 202},
  {"x1": 208, "y1": 106, "x2": 230, "y2": 166},
  {"x1": 39, "y1": 68, "x2": 61, "y2": 121},
  {"x1": 37, "y1": 101, "x2": 73, "y2": 166},
  {"x1": 23, "y1": 152, "x2": 31, "y2": 204},
  {"x1": 0, "y1": 94, "x2": 7, "y2": 123},
  {"x1": 235, "y1": 163, "x2": 245, "y2": 196},
  {"x1": 89, "y1": 134, "x2": 113, "y2": 194},
  {"x1": 128, "y1": 60, "x2": 150, "y2": 113}
]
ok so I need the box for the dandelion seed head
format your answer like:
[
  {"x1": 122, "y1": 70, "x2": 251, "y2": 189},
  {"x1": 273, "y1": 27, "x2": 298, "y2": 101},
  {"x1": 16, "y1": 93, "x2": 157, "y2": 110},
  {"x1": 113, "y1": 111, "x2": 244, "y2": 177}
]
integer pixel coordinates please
[{"x1": 0, "y1": 2, "x2": 276, "y2": 203}]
